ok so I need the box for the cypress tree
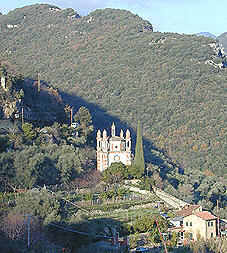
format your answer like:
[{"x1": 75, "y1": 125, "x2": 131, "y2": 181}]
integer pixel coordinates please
[{"x1": 134, "y1": 120, "x2": 145, "y2": 176}]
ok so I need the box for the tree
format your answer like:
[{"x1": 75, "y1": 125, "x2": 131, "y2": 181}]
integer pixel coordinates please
[
  {"x1": 19, "y1": 88, "x2": 24, "y2": 98},
  {"x1": 178, "y1": 183, "x2": 194, "y2": 203},
  {"x1": 74, "y1": 106, "x2": 92, "y2": 129},
  {"x1": 188, "y1": 238, "x2": 224, "y2": 253},
  {"x1": 22, "y1": 122, "x2": 37, "y2": 144},
  {"x1": 153, "y1": 171, "x2": 164, "y2": 189},
  {"x1": 14, "y1": 189, "x2": 62, "y2": 221},
  {"x1": 1, "y1": 212, "x2": 26, "y2": 241},
  {"x1": 128, "y1": 164, "x2": 142, "y2": 179},
  {"x1": 169, "y1": 232, "x2": 178, "y2": 249},
  {"x1": 0, "y1": 152, "x2": 15, "y2": 191},
  {"x1": 73, "y1": 107, "x2": 93, "y2": 141},
  {"x1": 102, "y1": 162, "x2": 128, "y2": 183},
  {"x1": 0, "y1": 135, "x2": 10, "y2": 152},
  {"x1": 132, "y1": 214, "x2": 168, "y2": 243},
  {"x1": 12, "y1": 145, "x2": 46, "y2": 189},
  {"x1": 134, "y1": 120, "x2": 145, "y2": 177},
  {"x1": 0, "y1": 211, "x2": 42, "y2": 243}
]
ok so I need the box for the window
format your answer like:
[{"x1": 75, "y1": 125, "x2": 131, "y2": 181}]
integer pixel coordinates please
[
  {"x1": 211, "y1": 221, "x2": 213, "y2": 226},
  {"x1": 190, "y1": 233, "x2": 193, "y2": 239},
  {"x1": 115, "y1": 146, "x2": 118, "y2": 149},
  {"x1": 208, "y1": 221, "x2": 210, "y2": 227},
  {"x1": 186, "y1": 222, "x2": 188, "y2": 226},
  {"x1": 190, "y1": 222, "x2": 192, "y2": 226},
  {"x1": 211, "y1": 233, "x2": 213, "y2": 237}
]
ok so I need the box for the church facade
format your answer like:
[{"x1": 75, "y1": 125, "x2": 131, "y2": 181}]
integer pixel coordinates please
[{"x1": 97, "y1": 123, "x2": 132, "y2": 171}]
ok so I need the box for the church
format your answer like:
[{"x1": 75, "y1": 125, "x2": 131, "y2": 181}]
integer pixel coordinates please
[{"x1": 97, "y1": 123, "x2": 132, "y2": 171}]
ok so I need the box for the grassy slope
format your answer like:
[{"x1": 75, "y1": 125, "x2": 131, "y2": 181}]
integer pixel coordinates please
[{"x1": 0, "y1": 4, "x2": 226, "y2": 174}]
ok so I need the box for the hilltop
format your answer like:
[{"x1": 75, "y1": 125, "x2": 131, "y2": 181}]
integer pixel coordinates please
[
  {"x1": 196, "y1": 32, "x2": 216, "y2": 39},
  {"x1": 0, "y1": 4, "x2": 226, "y2": 177},
  {"x1": 217, "y1": 32, "x2": 227, "y2": 52}
]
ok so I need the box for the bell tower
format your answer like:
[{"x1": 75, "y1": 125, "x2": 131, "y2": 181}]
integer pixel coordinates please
[
  {"x1": 97, "y1": 130, "x2": 101, "y2": 151},
  {"x1": 126, "y1": 129, "x2": 131, "y2": 152},
  {"x1": 102, "y1": 129, "x2": 108, "y2": 152},
  {"x1": 111, "y1": 122, "x2": 115, "y2": 136},
  {"x1": 120, "y1": 129, "x2": 124, "y2": 139}
]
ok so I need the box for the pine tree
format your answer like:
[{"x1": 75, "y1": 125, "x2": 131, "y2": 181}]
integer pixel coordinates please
[
  {"x1": 74, "y1": 106, "x2": 92, "y2": 129},
  {"x1": 134, "y1": 120, "x2": 145, "y2": 177}
]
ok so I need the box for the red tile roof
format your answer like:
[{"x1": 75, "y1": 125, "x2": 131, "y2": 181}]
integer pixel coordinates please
[
  {"x1": 176, "y1": 205, "x2": 201, "y2": 218},
  {"x1": 194, "y1": 211, "x2": 217, "y2": 220}
]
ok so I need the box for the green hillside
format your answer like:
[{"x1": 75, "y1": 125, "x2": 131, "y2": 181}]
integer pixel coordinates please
[
  {"x1": 0, "y1": 59, "x2": 68, "y2": 126},
  {"x1": 0, "y1": 4, "x2": 226, "y2": 176},
  {"x1": 217, "y1": 32, "x2": 227, "y2": 52},
  {"x1": 0, "y1": 59, "x2": 96, "y2": 191}
]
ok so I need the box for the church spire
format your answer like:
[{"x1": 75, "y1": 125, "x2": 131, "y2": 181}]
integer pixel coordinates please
[
  {"x1": 103, "y1": 129, "x2": 107, "y2": 139},
  {"x1": 126, "y1": 129, "x2": 130, "y2": 139},
  {"x1": 97, "y1": 129, "x2": 101, "y2": 138},
  {"x1": 111, "y1": 122, "x2": 116, "y2": 136},
  {"x1": 120, "y1": 129, "x2": 124, "y2": 139}
]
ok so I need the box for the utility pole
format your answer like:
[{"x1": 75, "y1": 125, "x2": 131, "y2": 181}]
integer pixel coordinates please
[
  {"x1": 27, "y1": 214, "x2": 30, "y2": 247},
  {"x1": 71, "y1": 108, "x2": 73, "y2": 125},
  {"x1": 113, "y1": 230, "x2": 116, "y2": 245},
  {"x1": 38, "y1": 73, "x2": 41, "y2": 92},
  {"x1": 146, "y1": 167, "x2": 149, "y2": 190},
  {"x1": 217, "y1": 200, "x2": 221, "y2": 252},
  {"x1": 22, "y1": 107, "x2": 24, "y2": 125},
  {"x1": 156, "y1": 219, "x2": 168, "y2": 253}
]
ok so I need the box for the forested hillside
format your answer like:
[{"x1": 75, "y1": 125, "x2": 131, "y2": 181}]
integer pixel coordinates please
[
  {"x1": 0, "y1": 59, "x2": 68, "y2": 126},
  {"x1": 217, "y1": 32, "x2": 227, "y2": 52},
  {"x1": 0, "y1": 4, "x2": 226, "y2": 177},
  {"x1": 0, "y1": 59, "x2": 96, "y2": 191}
]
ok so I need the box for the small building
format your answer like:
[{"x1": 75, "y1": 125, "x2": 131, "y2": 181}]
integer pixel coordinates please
[
  {"x1": 71, "y1": 122, "x2": 80, "y2": 128},
  {"x1": 174, "y1": 205, "x2": 217, "y2": 240},
  {"x1": 176, "y1": 204, "x2": 202, "y2": 217},
  {"x1": 183, "y1": 211, "x2": 217, "y2": 240},
  {"x1": 97, "y1": 123, "x2": 131, "y2": 171},
  {"x1": 170, "y1": 217, "x2": 183, "y2": 227},
  {"x1": 159, "y1": 212, "x2": 170, "y2": 219}
]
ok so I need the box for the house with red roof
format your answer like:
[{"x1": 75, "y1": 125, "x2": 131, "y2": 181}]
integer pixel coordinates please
[
  {"x1": 183, "y1": 211, "x2": 217, "y2": 240},
  {"x1": 176, "y1": 204, "x2": 202, "y2": 217},
  {"x1": 173, "y1": 205, "x2": 217, "y2": 240}
]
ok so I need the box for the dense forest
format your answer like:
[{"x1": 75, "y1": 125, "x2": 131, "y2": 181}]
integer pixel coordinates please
[
  {"x1": 0, "y1": 4, "x2": 226, "y2": 177},
  {"x1": 0, "y1": 61, "x2": 102, "y2": 251},
  {"x1": 0, "y1": 4, "x2": 226, "y2": 252},
  {"x1": 0, "y1": 60, "x2": 96, "y2": 190},
  {"x1": 217, "y1": 32, "x2": 227, "y2": 52},
  {"x1": 0, "y1": 1, "x2": 226, "y2": 216}
]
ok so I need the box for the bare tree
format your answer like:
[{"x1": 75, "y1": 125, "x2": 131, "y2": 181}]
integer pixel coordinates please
[
  {"x1": 153, "y1": 172, "x2": 164, "y2": 189},
  {"x1": 72, "y1": 170, "x2": 101, "y2": 189},
  {"x1": 0, "y1": 212, "x2": 43, "y2": 244},
  {"x1": 1, "y1": 212, "x2": 25, "y2": 241}
]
